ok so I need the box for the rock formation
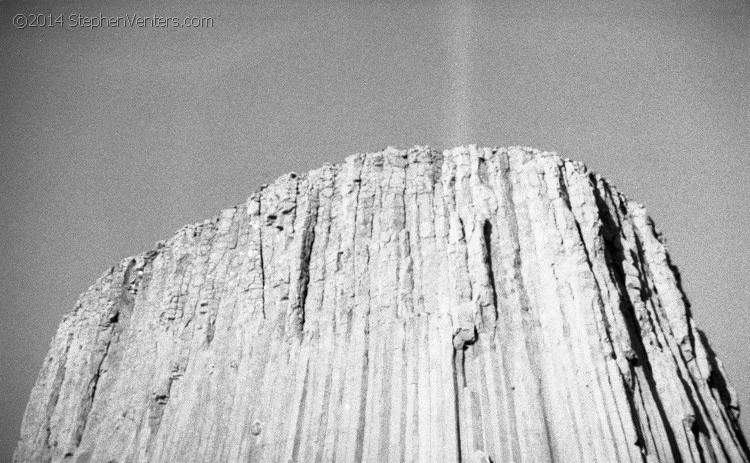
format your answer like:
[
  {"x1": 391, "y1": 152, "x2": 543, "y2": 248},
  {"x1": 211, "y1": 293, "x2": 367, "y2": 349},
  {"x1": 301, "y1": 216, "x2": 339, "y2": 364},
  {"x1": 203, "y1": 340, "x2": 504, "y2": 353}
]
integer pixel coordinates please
[{"x1": 14, "y1": 146, "x2": 748, "y2": 462}]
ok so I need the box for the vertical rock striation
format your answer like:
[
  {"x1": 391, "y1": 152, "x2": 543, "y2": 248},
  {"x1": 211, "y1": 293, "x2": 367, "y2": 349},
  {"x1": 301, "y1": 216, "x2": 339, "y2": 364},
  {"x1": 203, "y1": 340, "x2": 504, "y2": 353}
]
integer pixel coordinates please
[{"x1": 14, "y1": 146, "x2": 748, "y2": 462}]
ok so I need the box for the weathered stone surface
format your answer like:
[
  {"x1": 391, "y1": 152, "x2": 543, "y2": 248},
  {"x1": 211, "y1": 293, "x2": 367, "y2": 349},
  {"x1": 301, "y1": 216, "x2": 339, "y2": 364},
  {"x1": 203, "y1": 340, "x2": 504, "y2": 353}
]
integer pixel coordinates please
[{"x1": 14, "y1": 146, "x2": 748, "y2": 462}]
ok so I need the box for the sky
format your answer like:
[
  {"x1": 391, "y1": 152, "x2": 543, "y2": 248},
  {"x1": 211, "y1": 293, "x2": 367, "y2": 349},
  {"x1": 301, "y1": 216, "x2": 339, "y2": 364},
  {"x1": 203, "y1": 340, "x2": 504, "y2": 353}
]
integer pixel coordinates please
[{"x1": 0, "y1": 0, "x2": 748, "y2": 460}]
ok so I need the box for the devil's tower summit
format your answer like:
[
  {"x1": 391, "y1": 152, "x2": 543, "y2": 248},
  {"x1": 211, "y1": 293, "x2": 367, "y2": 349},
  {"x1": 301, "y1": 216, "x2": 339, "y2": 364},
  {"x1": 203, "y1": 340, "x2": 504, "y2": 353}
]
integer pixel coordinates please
[{"x1": 14, "y1": 146, "x2": 749, "y2": 462}]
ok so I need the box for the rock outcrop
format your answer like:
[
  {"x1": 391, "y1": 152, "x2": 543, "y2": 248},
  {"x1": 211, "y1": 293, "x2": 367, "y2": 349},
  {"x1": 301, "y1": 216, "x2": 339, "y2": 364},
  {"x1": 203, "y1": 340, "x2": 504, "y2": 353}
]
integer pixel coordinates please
[{"x1": 14, "y1": 146, "x2": 748, "y2": 462}]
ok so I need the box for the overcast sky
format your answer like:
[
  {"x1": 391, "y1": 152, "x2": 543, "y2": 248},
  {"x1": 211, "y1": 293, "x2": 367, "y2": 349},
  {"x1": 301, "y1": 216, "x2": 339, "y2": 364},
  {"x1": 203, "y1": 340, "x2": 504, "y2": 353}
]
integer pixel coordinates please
[{"x1": 1, "y1": 0, "x2": 748, "y2": 460}]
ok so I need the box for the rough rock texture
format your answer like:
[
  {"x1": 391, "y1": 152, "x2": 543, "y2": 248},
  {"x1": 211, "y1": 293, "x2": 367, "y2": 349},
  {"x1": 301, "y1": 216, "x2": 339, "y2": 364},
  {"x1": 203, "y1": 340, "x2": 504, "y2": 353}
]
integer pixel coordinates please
[{"x1": 14, "y1": 146, "x2": 748, "y2": 463}]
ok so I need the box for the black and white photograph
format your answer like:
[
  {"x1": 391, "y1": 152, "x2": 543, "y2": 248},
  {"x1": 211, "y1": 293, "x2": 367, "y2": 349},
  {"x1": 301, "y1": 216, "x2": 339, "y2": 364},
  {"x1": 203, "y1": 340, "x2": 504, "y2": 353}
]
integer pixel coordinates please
[{"x1": 1, "y1": 1, "x2": 748, "y2": 461}]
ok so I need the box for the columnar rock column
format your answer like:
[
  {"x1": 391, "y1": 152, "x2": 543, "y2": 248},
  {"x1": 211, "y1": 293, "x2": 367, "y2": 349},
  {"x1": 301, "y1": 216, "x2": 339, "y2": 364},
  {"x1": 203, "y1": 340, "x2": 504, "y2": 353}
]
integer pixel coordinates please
[{"x1": 14, "y1": 146, "x2": 748, "y2": 462}]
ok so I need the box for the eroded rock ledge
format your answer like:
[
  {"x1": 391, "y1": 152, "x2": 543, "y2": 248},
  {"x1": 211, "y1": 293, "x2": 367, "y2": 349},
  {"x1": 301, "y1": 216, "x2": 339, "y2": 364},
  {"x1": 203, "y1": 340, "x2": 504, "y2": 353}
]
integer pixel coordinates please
[{"x1": 14, "y1": 146, "x2": 749, "y2": 462}]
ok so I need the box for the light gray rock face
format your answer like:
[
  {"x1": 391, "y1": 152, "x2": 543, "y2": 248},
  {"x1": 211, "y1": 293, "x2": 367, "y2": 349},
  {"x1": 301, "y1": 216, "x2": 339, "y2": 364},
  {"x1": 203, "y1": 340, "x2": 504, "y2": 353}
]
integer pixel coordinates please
[{"x1": 14, "y1": 146, "x2": 748, "y2": 462}]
